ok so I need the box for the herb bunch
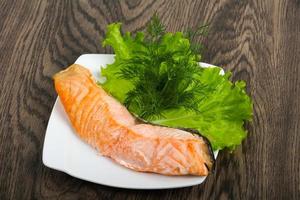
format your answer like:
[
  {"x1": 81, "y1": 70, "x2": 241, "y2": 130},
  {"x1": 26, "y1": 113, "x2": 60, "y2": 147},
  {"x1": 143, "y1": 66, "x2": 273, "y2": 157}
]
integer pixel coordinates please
[{"x1": 115, "y1": 15, "x2": 207, "y2": 118}]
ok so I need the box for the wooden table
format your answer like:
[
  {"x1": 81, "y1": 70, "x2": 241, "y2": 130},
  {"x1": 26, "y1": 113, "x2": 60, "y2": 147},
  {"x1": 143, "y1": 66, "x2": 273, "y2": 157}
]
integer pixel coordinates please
[{"x1": 1, "y1": 0, "x2": 299, "y2": 199}]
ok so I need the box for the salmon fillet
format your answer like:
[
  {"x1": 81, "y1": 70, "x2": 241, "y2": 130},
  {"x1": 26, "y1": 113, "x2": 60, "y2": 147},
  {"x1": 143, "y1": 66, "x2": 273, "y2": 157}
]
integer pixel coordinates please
[{"x1": 53, "y1": 64, "x2": 215, "y2": 176}]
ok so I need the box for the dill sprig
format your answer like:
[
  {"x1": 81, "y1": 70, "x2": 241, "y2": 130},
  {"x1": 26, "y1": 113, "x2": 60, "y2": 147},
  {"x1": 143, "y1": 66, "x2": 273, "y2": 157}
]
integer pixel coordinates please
[
  {"x1": 184, "y1": 24, "x2": 209, "y2": 58},
  {"x1": 146, "y1": 13, "x2": 166, "y2": 43},
  {"x1": 115, "y1": 15, "x2": 208, "y2": 119}
]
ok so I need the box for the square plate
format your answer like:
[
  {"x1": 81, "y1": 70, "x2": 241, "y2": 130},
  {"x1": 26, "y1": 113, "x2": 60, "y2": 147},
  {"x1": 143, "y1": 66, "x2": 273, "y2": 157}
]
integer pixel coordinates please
[{"x1": 42, "y1": 54, "x2": 218, "y2": 189}]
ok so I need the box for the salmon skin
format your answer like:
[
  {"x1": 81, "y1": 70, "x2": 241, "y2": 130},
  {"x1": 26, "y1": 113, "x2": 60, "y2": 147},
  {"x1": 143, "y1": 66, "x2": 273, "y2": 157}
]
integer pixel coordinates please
[{"x1": 53, "y1": 64, "x2": 215, "y2": 176}]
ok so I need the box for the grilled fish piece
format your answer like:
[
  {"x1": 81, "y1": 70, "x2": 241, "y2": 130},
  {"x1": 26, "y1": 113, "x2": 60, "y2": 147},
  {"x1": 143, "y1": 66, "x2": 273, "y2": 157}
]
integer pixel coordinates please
[{"x1": 53, "y1": 64, "x2": 215, "y2": 176}]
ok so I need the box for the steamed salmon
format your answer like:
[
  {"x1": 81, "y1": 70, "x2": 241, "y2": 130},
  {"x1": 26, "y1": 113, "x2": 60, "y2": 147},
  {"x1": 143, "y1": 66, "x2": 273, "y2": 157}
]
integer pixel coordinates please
[{"x1": 53, "y1": 64, "x2": 215, "y2": 176}]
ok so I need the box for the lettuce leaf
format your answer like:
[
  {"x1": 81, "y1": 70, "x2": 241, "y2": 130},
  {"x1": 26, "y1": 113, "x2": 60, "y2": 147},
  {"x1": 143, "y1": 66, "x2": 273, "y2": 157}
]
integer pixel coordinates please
[
  {"x1": 101, "y1": 23, "x2": 145, "y2": 102},
  {"x1": 152, "y1": 67, "x2": 252, "y2": 150}
]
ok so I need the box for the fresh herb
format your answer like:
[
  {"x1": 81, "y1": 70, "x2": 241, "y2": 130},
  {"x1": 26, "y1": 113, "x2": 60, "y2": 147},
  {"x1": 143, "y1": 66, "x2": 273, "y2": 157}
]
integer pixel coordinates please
[
  {"x1": 184, "y1": 24, "x2": 209, "y2": 57},
  {"x1": 100, "y1": 15, "x2": 252, "y2": 150},
  {"x1": 102, "y1": 14, "x2": 205, "y2": 119},
  {"x1": 146, "y1": 13, "x2": 165, "y2": 42}
]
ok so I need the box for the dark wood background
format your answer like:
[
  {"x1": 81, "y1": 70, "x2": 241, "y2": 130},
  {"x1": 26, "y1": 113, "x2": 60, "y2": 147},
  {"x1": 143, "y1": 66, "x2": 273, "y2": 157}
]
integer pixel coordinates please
[{"x1": 0, "y1": 0, "x2": 299, "y2": 199}]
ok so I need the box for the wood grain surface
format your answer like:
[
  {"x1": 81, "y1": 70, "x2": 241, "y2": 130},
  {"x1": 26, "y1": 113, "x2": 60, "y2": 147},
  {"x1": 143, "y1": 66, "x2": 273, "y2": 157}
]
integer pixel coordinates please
[{"x1": 0, "y1": 0, "x2": 299, "y2": 199}]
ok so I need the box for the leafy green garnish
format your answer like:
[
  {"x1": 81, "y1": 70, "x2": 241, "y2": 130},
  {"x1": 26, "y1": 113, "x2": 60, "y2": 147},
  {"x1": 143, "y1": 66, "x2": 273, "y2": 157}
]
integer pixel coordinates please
[
  {"x1": 100, "y1": 15, "x2": 252, "y2": 150},
  {"x1": 153, "y1": 67, "x2": 252, "y2": 150}
]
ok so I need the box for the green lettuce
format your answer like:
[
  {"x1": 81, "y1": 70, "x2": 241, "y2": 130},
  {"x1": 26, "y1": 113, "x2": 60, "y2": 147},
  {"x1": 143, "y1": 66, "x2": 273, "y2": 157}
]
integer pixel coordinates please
[
  {"x1": 153, "y1": 67, "x2": 252, "y2": 150},
  {"x1": 101, "y1": 23, "x2": 145, "y2": 102}
]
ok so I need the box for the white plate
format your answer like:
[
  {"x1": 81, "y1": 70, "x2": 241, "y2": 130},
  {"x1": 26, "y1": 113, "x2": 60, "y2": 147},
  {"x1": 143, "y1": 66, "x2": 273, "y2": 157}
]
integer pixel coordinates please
[{"x1": 42, "y1": 54, "x2": 219, "y2": 189}]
